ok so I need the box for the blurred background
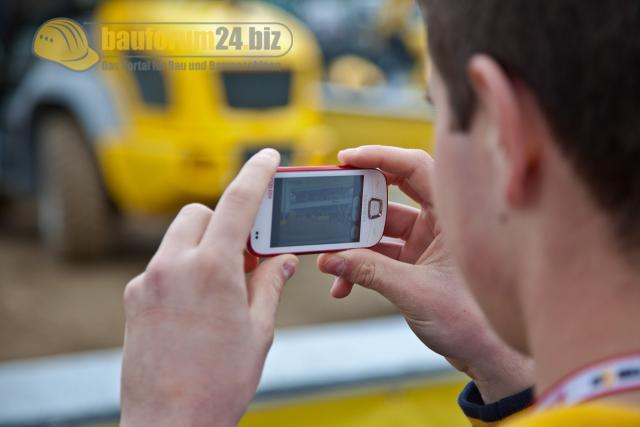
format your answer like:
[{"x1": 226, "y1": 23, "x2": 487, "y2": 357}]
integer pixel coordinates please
[{"x1": 0, "y1": 1, "x2": 469, "y2": 426}]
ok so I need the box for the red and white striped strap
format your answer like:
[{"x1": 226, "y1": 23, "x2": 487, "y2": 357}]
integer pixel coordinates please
[{"x1": 537, "y1": 353, "x2": 640, "y2": 410}]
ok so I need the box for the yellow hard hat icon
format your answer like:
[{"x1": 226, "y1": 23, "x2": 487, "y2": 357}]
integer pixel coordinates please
[{"x1": 33, "y1": 18, "x2": 99, "y2": 71}]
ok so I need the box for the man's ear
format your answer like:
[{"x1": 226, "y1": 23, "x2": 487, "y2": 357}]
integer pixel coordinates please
[{"x1": 467, "y1": 54, "x2": 540, "y2": 207}]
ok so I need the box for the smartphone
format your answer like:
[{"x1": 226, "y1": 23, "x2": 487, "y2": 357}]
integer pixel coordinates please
[{"x1": 248, "y1": 167, "x2": 387, "y2": 256}]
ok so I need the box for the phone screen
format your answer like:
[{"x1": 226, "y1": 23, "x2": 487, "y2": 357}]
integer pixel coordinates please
[{"x1": 270, "y1": 175, "x2": 364, "y2": 247}]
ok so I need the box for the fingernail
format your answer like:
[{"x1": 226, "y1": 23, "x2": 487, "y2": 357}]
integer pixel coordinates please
[
  {"x1": 260, "y1": 148, "x2": 280, "y2": 160},
  {"x1": 337, "y1": 149, "x2": 351, "y2": 162},
  {"x1": 282, "y1": 259, "x2": 298, "y2": 280},
  {"x1": 322, "y1": 255, "x2": 345, "y2": 277}
]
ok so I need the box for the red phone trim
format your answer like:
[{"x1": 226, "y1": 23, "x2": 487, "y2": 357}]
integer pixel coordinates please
[
  {"x1": 247, "y1": 243, "x2": 350, "y2": 258},
  {"x1": 247, "y1": 166, "x2": 388, "y2": 257},
  {"x1": 246, "y1": 237, "x2": 262, "y2": 257},
  {"x1": 276, "y1": 165, "x2": 353, "y2": 172}
]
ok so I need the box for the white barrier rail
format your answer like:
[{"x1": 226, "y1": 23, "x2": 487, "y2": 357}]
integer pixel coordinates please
[{"x1": 0, "y1": 316, "x2": 455, "y2": 426}]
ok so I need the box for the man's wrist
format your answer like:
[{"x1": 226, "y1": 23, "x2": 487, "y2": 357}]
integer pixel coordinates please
[
  {"x1": 466, "y1": 338, "x2": 535, "y2": 403},
  {"x1": 474, "y1": 374, "x2": 532, "y2": 404}
]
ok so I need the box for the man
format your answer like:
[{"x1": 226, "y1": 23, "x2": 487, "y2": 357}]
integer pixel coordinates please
[{"x1": 119, "y1": 1, "x2": 640, "y2": 425}]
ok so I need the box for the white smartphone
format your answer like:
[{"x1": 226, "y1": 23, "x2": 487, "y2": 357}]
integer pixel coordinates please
[{"x1": 248, "y1": 166, "x2": 388, "y2": 256}]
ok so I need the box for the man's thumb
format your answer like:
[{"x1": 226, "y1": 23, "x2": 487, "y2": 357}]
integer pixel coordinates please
[
  {"x1": 317, "y1": 249, "x2": 407, "y2": 303},
  {"x1": 248, "y1": 254, "x2": 298, "y2": 324}
]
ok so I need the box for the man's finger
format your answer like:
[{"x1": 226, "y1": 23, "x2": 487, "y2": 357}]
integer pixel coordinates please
[
  {"x1": 330, "y1": 277, "x2": 354, "y2": 298},
  {"x1": 157, "y1": 203, "x2": 213, "y2": 255},
  {"x1": 322, "y1": 242, "x2": 403, "y2": 299},
  {"x1": 371, "y1": 241, "x2": 403, "y2": 259},
  {"x1": 384, "y1": 172, "x2": 427, "y2": 204},
  {"x1": 385, "y1": 202, "x2": 420, "y2": 240},
  {"x1": 339, "y1": 146, "x2": 434, "y2": 206},
  {"x1": 201, "y1": 149, "x2": 280, "y2": 252},
  {"x1": 400, "y1": 206, "x2": 437, "y2": 263},
  {"x1": 317, "y1": 249, "x2": 415, "y2": 306},
  {"x1": 248, "y1": 255, "x2": 298, "y2": 325}
]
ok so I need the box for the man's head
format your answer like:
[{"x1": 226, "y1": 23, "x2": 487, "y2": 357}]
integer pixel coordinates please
[{"x1": 419, "y1": 1, "x2": 640, "y2": 351}]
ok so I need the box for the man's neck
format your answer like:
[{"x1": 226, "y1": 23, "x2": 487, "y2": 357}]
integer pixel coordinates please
[{"x1": 522, "y1": 228, "x2": 640, "y2": 406}]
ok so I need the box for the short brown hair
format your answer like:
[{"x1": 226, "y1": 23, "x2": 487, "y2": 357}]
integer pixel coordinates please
[{"x1": 420, "y1": 0, "x2": 640, "y2": 252}]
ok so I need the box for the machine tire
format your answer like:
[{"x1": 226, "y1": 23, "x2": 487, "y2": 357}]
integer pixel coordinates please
[{"x1": 35, "y1": 112, "x2": 115, "y2": 259}]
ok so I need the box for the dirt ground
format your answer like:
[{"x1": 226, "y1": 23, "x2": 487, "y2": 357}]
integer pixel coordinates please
[{"x1": 0, "y1": 201, "x2": 397, "y2": 361}]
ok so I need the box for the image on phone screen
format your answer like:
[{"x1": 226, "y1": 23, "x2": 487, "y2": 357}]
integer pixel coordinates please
[{"x1": 270, "y1": 176, "x2": 364, "y2": 247}]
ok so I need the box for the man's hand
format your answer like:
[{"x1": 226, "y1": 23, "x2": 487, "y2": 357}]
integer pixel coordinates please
[
  {"x1": 120, "y1": 149, "x2": 298, "y2": 427},
  {"x1": 318, "y1": 146, "x2": 534, "y2": 403}
]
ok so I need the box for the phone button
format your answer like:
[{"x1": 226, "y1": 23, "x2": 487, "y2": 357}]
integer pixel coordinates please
[{"x1": 368, "y1": 198, "x2": 383, "y2": 219}]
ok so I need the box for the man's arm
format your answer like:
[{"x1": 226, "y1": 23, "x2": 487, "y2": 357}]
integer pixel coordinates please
[
  {"x1": 318, "y1": 146, "x2": 535, "y2": 405},
  {"x1": 120, "y1": 149, "x2": 298, "y2": 427}
]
